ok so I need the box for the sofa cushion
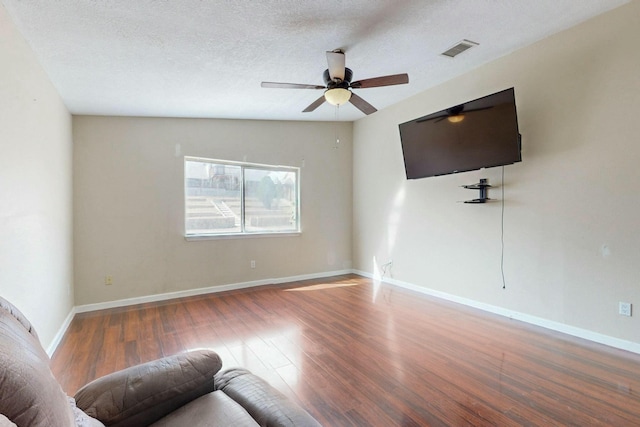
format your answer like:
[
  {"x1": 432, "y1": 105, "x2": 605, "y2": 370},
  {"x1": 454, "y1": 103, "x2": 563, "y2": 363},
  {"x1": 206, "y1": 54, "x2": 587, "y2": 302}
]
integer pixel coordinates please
[
  {"x1": 75, "y1": 349, "x2": 222, "y2": 427},
  {"x1": 215, "y1": 368, "x2": 321, "y2": 427},
  {"x1": 0, "y1": 297, "x2": 40, "y2": 342},
  {"x1": 149, "y1": 391, "x2": 260, "y2": 427},
  {"x1": 69, "y1": 398, "x2": 105, "y2": 427},
  {"x1": 0, "y1": 297, "x2": 77, "y2": 427}
]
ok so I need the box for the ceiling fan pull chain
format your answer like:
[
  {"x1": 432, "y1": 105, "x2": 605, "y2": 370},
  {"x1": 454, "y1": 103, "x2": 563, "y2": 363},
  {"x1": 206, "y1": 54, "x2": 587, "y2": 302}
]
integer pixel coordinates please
[{"x1": 335, "y1": 105, "x2": 341, "y2": 147}]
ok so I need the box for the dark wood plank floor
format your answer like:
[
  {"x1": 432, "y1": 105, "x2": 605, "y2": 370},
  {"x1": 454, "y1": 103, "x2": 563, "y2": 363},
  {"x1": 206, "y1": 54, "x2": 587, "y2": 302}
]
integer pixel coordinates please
[{"x1": 52, "y1": 274, "x2": 640, "y2": 426}]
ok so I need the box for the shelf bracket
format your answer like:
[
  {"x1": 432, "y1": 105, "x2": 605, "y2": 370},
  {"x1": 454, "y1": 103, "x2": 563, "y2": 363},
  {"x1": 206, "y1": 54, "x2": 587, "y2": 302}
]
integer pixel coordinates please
[{"x1": 462, "y1": 178, "x2": 491, "y2": 203}]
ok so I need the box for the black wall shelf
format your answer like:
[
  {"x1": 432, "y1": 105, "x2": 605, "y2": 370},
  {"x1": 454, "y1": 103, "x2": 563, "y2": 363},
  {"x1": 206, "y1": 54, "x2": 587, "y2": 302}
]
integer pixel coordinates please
[{"x1": 462, "y1": 178, "x2": 491, "y2": 203}]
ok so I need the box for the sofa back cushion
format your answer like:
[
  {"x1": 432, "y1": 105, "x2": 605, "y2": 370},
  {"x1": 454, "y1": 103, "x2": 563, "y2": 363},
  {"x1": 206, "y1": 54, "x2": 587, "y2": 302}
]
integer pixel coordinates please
[
  {"x1": 0, "y1": 296, "x2": 76, "y2": 426},
  {"x1": 75, "y1": 349, "x2": 221, "y2": 427}
]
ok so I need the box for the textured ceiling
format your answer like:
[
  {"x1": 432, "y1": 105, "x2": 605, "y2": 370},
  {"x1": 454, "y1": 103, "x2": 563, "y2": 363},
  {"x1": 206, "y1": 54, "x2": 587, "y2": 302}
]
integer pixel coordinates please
[{"x1": 2, "y1": 0, "x2": 630, "y2": 121}]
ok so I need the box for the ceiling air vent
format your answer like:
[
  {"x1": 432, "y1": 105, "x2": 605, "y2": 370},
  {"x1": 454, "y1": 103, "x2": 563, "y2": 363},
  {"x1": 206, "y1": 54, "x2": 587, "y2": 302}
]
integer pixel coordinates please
[{"x1": 441, "y1": 39, "x2": 479, "y2": 58}]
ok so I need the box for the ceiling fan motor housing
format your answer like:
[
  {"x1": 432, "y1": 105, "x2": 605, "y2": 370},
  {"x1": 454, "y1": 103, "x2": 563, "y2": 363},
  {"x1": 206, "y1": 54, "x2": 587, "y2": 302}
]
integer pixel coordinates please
[
  {"x1": 447, "y1": 105, "x2": 464, "y2": 115},
  {"x1": 324, "y1": 68, "x2": 353, "y2": 87}
]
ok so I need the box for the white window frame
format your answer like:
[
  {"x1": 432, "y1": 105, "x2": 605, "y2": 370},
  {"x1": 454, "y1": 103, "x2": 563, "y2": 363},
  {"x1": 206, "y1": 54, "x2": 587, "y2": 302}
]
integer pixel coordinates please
[{"x1": 184, "y1": 156, "x2": 301, "y2": 239}]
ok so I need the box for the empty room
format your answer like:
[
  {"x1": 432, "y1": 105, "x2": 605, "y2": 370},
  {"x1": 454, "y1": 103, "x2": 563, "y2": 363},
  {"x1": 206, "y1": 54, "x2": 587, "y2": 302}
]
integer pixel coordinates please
[{"x1": 2, "y1": 1, "x2": 640, "y2": 425}]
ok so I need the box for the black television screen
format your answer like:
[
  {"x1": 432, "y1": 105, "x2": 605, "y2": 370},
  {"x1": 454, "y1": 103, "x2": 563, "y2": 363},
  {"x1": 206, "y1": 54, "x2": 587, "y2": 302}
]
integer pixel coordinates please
[{"x1": 399, "y1": 88, "x2": 521, "y2": 179}]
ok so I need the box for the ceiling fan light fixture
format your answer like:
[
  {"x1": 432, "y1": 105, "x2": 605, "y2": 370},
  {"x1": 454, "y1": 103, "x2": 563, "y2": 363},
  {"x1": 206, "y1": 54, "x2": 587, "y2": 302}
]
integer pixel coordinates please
[
  {"x1": 324, "y1": 88, "x2": 351, "y2": 106},
  {"x1": 447, "y1": 114, "x2": 465, "y2": 123}
]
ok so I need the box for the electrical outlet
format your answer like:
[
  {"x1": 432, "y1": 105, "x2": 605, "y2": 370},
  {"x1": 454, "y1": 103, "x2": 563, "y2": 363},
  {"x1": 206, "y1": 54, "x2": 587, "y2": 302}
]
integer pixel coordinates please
[
  {"x1": 105, "y1": 275, "x2": 113, "y2": 286},
  {"x1": 619, "y1": 302, "x2": 632, "y2": 317},
  {"x1": 250, "y1": 260, "x2": 256, "y2": 269}
]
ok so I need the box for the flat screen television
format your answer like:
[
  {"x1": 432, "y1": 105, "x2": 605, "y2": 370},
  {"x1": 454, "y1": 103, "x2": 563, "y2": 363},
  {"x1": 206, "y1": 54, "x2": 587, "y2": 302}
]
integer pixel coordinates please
[{"x1": 399, "y1": 88, "x2": 521, "y2": 179}]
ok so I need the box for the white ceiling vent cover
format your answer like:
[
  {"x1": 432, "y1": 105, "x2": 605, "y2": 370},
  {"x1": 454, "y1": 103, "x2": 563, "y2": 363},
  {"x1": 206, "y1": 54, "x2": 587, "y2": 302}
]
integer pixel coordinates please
[{"x1": 441, "y1": 39, "x2": 479, "y2": 58}]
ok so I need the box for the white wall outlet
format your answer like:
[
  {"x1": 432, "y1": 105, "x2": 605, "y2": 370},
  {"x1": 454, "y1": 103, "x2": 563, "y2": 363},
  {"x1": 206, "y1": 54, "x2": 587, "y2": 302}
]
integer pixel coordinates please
[
  {"x1": 619, "y1": 302, "x2": 632, "y2": 317},
  {"x1": 105, "y1": 275, "x2": 113, "y2": 286},
  {"x1": 250, "y1": 260, "x2": 256, "y2": 269}
]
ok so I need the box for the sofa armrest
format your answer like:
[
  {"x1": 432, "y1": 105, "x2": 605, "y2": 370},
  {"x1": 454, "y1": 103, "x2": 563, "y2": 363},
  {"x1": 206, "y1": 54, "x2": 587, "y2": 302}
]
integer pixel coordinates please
[
  {"x1": 215, "y1": 368, "x2": 322, "y2": 427},
  {"x1": 75, "y1": 349, "x2": 221, "y2": 427}
]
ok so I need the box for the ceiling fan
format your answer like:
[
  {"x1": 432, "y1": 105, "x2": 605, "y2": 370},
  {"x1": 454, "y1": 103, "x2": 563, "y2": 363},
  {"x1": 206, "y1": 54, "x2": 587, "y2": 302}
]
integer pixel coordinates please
[{"x1": 261, "y1": 49, "x2": 409, "y2": 115}]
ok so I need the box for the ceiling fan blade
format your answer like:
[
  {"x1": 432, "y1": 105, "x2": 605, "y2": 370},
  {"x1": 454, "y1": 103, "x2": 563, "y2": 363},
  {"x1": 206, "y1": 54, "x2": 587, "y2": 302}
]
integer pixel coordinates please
[
  {"x1": 303, "y1": 94, "x2": 327, "y2": 113},
  {"x1": 326, "y1": 50, "x2": 346, "y2": 81},
  {"x1": 350, "y1": 73, "x2": 409, "y2": 89},
  {"x1": 349, "y1": 92, "x2": 377, "y2": 115},
  {"x1": 261, "y1": 81, "x2": 325, "y2": 90},
  {"x1": 465, "y1": 106, "x2": 493, "y2": 113}
]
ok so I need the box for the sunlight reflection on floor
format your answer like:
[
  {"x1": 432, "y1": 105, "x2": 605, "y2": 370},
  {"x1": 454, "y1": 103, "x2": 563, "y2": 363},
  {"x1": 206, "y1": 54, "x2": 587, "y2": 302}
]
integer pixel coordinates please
[{"x1": 185, "y1": 324, "x2": 303, "y2": 393}]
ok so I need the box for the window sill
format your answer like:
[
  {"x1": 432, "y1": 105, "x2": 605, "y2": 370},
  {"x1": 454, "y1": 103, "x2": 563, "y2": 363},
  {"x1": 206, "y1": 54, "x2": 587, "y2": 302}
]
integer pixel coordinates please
[{"x1": 185, "y1": 231, "x2": 301, "y2": 241}]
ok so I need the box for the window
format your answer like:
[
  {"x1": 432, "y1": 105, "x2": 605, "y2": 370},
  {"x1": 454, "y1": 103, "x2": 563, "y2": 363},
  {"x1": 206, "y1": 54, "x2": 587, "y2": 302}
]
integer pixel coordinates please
[{"x1": 184, "y1": 157, "x2": 300, "y2": 237}]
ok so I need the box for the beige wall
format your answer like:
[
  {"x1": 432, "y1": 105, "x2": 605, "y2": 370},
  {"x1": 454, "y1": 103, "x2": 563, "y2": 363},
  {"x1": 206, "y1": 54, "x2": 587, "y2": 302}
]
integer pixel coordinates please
[
  {"x1": 353, "y1": 1, "x2": 640, "y2": 344},
  {"x1": 0, "y1": 4, "x2": 74, "y2": 350},
  {"x1": 73, "y1": 116, "x2": 352, "y2": 305}
]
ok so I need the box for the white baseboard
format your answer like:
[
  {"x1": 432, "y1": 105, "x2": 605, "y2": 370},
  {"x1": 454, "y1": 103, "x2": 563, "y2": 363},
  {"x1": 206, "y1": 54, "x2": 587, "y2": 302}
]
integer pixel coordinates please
[
  {"x1": 48, "y1": 269, "x2": 640, "y2": 357},
  {"x1": 74, "y1": 269, "x2": 353, "y2": 314},
  {"x1": 353, "y1": 269, "x2": 640, "y2": 355},
  {"x1": 46, "y1": 306, "x2": 76, "y2": 357}
]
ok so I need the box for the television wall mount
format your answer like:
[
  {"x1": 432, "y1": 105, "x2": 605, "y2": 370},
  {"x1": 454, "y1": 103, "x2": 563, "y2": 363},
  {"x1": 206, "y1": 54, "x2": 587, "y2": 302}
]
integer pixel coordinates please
[{"x1": 462, "y1": 178, "x2": 491, "y2": 203}]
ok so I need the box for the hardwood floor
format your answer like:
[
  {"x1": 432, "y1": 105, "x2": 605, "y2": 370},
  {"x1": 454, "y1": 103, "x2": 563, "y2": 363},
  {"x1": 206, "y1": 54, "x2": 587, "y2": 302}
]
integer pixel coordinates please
[{"x1": 52, "y1": 274, "x2": 640, "y2": 426}]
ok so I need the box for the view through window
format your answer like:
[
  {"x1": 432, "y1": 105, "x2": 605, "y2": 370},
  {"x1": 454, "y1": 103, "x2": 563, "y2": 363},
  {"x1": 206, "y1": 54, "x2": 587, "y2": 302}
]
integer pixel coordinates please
[{"x1": 185, "y1": 157, "x2": 299, "y2": 236}]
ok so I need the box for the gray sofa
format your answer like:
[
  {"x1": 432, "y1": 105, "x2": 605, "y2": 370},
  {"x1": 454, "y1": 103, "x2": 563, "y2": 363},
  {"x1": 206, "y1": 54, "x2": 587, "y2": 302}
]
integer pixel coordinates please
[{"x1": 0, "y1": 296, "x2": 321, "y2": 426}]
